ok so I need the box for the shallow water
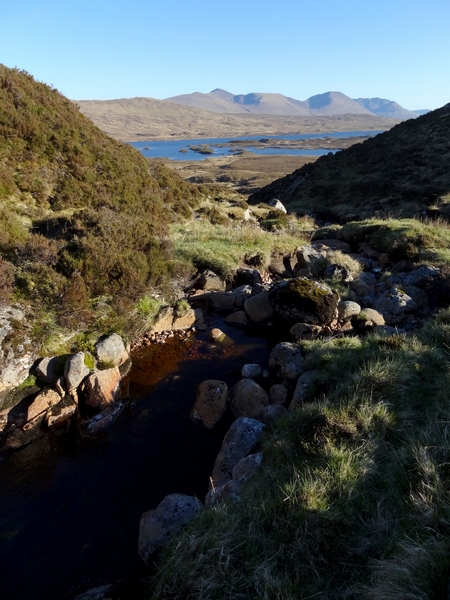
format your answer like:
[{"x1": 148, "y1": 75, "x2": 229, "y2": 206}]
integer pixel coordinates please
[{"x1": 0, "y1": 320, "x2": 270, "y2": 599}]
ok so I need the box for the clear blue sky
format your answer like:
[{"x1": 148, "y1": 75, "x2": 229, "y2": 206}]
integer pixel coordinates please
[{"x1": 1, "y1": 0, "x2": 449, "y2": 110}]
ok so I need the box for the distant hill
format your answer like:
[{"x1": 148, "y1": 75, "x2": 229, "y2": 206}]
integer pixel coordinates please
[
  {"x1": 77, "y1": 96, "x2": 397, "y2": 142},
  {"x1": 353, "y1": 97, "x2": 419, "y2": 120},
  {"x1": 165, "y1": 90, "x2": 373, "y2": 117},
  {"x1": 413, "y1": 109, "x2": 431, "y2": 116},
  {"x1": 249, "y1": 103, "x2": 450, "y2": 220}
]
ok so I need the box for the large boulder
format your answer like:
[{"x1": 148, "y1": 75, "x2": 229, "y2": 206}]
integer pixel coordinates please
[
  {"x1": 26, "y1": 388, "x2": 61, "y2": 423},
  {"x1": 64, "y1": 352, "x2": 89, "y2": 397},
  {"x1": 211, "y1": 417, "x2": 265, "y2": 488},
  {"x1": 233, "y1": 269, "x2": 263, "y2": 287},
  {"x1": 403, "y1": 265, "x2": 439, "y2": 287},
  {"x1": 193, "y1": 270, "x2": 226, "y2": 292},
  {"x1": 374, "y1": 289, "x2": 417, "y2": 325},
  {"x1": 36, "y1": 356, "x2": 64, "y2": 383},
  {"x1": 296, "y1": 245, "x2": 325, "y2": 270},
  {"x1": 244, "y1": 290, "x2": 274, "y2": 323},
  {"x1": 229, "y1": 379, "x2": 268, "y2": 419},
  {"x1": 290, "y1": 369, "x2": 320, "y2": 409},
  {"x1": 190, "y1": 380, "x2": 228, "y2": 429},
  {"x1": 138, "y1": 494, "x2": 202, "y2": 562},
  {"x1": 268, "y1": 342, "x2": 304, "y2": 381},
  {"x1": 172, "y1": 307, "x2": 197, "y2": 331},
  {"x1": 83, "y1": 367, "x2": 122, "y2": 409},
  {"x1": 268, "y1": 278, "x2": 339, "y2": 325},
  {"x1": 95, "y1": 333, "x2": 128, "y2": 367}
]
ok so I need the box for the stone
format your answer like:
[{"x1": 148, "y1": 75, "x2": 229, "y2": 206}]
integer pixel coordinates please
[
  {"x1": 194, "y1": 308, "x2": 207, "y2": 330},
  {"x1": 138, "y1": 494, "x2": 202, "y2": 562},
  {"x1": 150, "y1": 306, "x2": 174, "y2": 333},
  {"x1": 268, "y1": 254, "x2": 294, "y2": 278},
  {"x1": 312, "y1": 239, "x2": 351, "y2": 253},
  {"x1": 209, "y1": 328, "x2": 226, "y2": 342},
  {"x1": 210, "y1": 292, "x2": 236, "y2": 312},
  {"x1": 64, "y1": 352, "x2": 89, "y2": 396},
  {"x1": 244, "y1": 290, "x2": 274, "y2": 323},
  {"x1": 374, "y1": 289, "x2": 417, "y2": 322},
  {"x1": 323, "y1": 264, "x2": 353, "y2": 282},
  {"x1": 268, "y1": 342, "x2": 304, "y2": 381},
  {"x1": 241, "y1": 364, "x2": 262, "y2": 379},
  {"x1": 211, "y1": 417, "x2": 265, "y2": 488},
  {"x1": 296, "y1": 245, "x2": 325, "y2": 269},
  {"x1": 193, "y1": 270, "x2": 226, "y2": 292},
  {"x1": 261, "y1": 404, "x2": 288, "y2": 425},
  {"x1": 290, "y1": 322, "x2": 323, "y2": 342},
  {"x1": 290, "y1": 370, "x2": 319, "y2": 409},
  {"x1": 204, "y1": 479, "x2": 242, "y2": 507},
  {"x1": 229, "y1": 378, "x2": 269, "y2": 419},
  {"x1": 233, "y1": 269, "x2": 263, "y2": 287},
  {"x1": 190, "y1": 380, "x2": 228, "y2": 429},
  {"x1": 232, "y1": 452, "x2": 263, "y2": 482},
  {"x1": 55, "y1": 376, "x2": 65, "y2": 397},
  {"x1": 26, "y1": 388, "x2": 61, "y2": 422},
  {"x1": 45, "y1": 395, "x2": 78, "y2": 428},
  {"x1": 225, "y1": 310, "x2": 248, "y2": 327},
  {"x1": 352, "y1": 308, "x2": 385, "y2": 332},
  {"x1": 268, "y1": 198, "x2": 287, "y2": 213},
  {"x1": 83, "y1": 402, "x2": 124, "y2": 434},
  {"x1": 404, "y1": 285, "x2": 428, "y2": 308},
  {"x1": 172, "y1": 308, "x2": 196, "y2": 330},
  {"x1": 35, "y1": 356, "x2": 63, "y2": 383},
  {"x1": 338, "y1": 301, "x2": 361, "y2": 321},
  {"x1": 233, "y1": 284, "x2": 253, "y2": 307},
  {"x1": 83, "y1": 367, "x2": 122, "y2": 409},
  {"x1": 403, "y1": 265, "x2": 439, "y2": 287},
  {"x1": 95, "y1": 333, "x2": 128, "y2": 367},
  {"x1": 269, "y1": 383, "x2": 288, "y2": 405},
  {"x1": 269, "y1": 278, "x2": 339, "y2": 326}
]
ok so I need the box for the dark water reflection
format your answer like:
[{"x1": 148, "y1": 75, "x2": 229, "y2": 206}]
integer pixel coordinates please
[{"x1": 0, "y1": 320, "x2": 269, "y2": 600}]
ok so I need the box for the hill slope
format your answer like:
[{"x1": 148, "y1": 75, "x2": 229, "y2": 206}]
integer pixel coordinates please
[
  {"x1": 0, "y1": 65, "x2": 202, "y2": 338},
  {"x1": 249, "y1": 103, "x2": 450, "y2": 220},
  {"x1": 354, "y1": 97, "x2": 418, "y2": 120}
]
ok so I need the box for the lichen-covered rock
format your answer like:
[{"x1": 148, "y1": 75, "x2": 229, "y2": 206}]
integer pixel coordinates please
[
  {"x1": 95, "y1": 333, "x2": 128, "y2": 367},
  {"x1": 83, "y1": 367, "x2": 122, "y2": 409},
  {"x1": 268, "y1": 342, "x2": 304, "y2": 381},
  {"x1": 64, "y1": 352, "x2": 89, "y2": 397},
  {"x1": 269, "y1": 278, "x2": 339, "y2": 325},
  {"x1": 204, "y1": 479, "x2": 242, "y2": 507},
  {"x1": 244, "y1": 290, "x2": 274, "y2": 323},
  {"x1": 229, "y1": 378, "x2": 268, "y2": 420},
  {"x1": 211, "y1": 417, "x2": 265, "y2": 488},
  {"x1": 190, "y1": 380, "x2": 228, "y2": 429},
  {"x1": 338, "y1": 301, "x2": 361, "y2": 321},
  {"x1": 232, "y1": 452, "x2": 263, "y2": 482},
  {"x1": 268, "y1": 198, "x2": 287, "y2": 213},
  {"x1": 296, "y1": 245, "x2": 325, "y2": 269},
  {"x1": 138, "y1": 494, "x2": 202, "y2": 561}
]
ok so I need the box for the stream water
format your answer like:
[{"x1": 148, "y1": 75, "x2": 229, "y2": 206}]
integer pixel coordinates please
[{"x1": 0, "y1": 319, "x2": 270, "y2": 599}]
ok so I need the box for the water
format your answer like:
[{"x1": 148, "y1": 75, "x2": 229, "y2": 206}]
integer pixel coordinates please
[
  {"x1": 0, "y1": 321, "x2": 269, "y2": 599},
  {"x1": 130, "y1": 130, "x2": 383, "y2": 161}
]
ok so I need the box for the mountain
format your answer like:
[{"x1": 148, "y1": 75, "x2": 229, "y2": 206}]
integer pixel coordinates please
[
  {"x1": 77, "y1": 96, "x2": 397, "y2": 142},
  {"x1": 413, "y1": 109, "x2": 431, "y2": 116},
  {"x1": 354, "y1": 97, "x2": 419, "y2": 120},
  {"x1": 165, "y1": 89, "x2": 373, "y2": 117},
  {"x1": 249, "y1": 103, "x2": 450, "y2": 220}
]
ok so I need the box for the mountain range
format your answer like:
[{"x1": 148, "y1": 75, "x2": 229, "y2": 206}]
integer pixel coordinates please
[{"x1": 165, "y1": 89, "x2": 427, "y2": 120}]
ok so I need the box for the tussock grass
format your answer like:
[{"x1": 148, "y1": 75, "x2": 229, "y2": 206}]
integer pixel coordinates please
[{"x1": 148, "y1": 311, "x2": 450, "y2": 599}]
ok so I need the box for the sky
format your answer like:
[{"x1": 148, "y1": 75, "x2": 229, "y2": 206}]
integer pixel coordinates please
[{"x1": 1, "y1": 0, "x2": 449, "y2": 110}]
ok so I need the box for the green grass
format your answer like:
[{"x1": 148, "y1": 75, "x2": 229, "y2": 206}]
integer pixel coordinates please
[{"x1": 147, "y1": 311, "x2": 450, "y2": 599}]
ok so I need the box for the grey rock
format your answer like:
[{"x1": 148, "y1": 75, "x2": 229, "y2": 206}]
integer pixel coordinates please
[
  {"x1": 290, "y1": 369, "x2": 319, "y2": 409},
  {"x1": 404, "y1": 285, "x2": 428, "y2": 308},
  {"x1": 83, "y1": 402, "x2": 124, "y2": 434},
  {"x1": 296, "y1": 245, "x2": 325, "y2": 269},
  {"x1": 204, "y1": 479, "x2": 242, "y2": 507},
  {"x1": 64, "y1": 352, "x2": 89, "y2": 396},
  {"x1": 74, "y1": 585, "x2": 114, "y2": 600},
  {"x1": 233, "y1": 284, "x2": 253, "y2": 307},
  {"x1": 210, "y1": 292, "x2": 236, "y2": 312},
  {"x1": 190, "y1": 380, "x2": 228, "y2": 429},
  {"x1": 290, "y1": 322, "x2": 323, "y2": 342},
  {"x1": 261, "y1": 404, "x2": 288, "y2": 425},
  {"x1": 268, "y1": 342, "x2": 304, "y2": 381},
  {"x1": 338, "y1": 301, "x2": 361, "y2": 321},
  {"x1": 312, "y1": 239, "x2": 351, "y2": 253},
  {"x1": 138, "y1": 494, "x2": 202, "y2": 561},
  {"x1": 95, "y1": 333, "x2": 128, "y2": 367},
  {"x1": 241, "y1": 364, "x2": 262, "y2": 379},
  {"x1": 211, "y1": 417, "x2": 265, "y2": 488},
  {"x1": 193, "y1": 270, "x2": 226, "y2": 292},
  {"x1": 232, "y1": 452, "x2": 263, "y2": 482},
  {"x1": 268, "y1": 198, "x2": 287, "y2": 213},
  {"x1": 374, "y1": 289, "x2": 417, "y2": 323},
  {"x1": 352, "y1": 308, "x2": 385, "y2": 332},
  {"x1": 225, "y1": 310, "x2": 248, "y2": 327},
  {"x1": 323, "y1": 264, "x2": 353, "y2": 282},
  {"x1": 269, "y1": 383, "x2": 288, "y2": 405},
  {"x1": 403, "y1": 265, "x2": 439, "y2": 287},
  {"x1": 35, "y1": 356, "x2": 62, "y2": 383},
  {"x1": 234, "y1": 269, "x2": 263, "y2": 287},
  {"x1": 229, "y1": 378, "x2": 269, "y2": 419},
  {"x1": 244, "y1": 290, "x2": 274, "y2": 323}
]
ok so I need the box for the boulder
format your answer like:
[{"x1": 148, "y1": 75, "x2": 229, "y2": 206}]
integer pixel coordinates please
[
  {"x1": 225, "y1": 310, "x2": 248, "y2": 327},
  {"x1": 241, "y1": 364, "x2": 262, "y2": 379},
  {"x1": 35, "y1": 356, "x2": 63, "y2": 383},
  {"x1": 268, "y1": 342, "x2": 304, "y2": 381},
  {"x1": 204, "y1": 479, "x2": 242, "y2": 507},
  {"x1": 352, "y1": 308, "x2": 385, "y2": 333},
  {"x1": 268, "y1": 198, "x2": 287, "y2": 213},
  {"x1": 229, "y1": 379, "x2": 268, "y2": 419},
  {"x1": 95, "y1": 333, "x2": 128, "y2": 367},
  {"x1": 83, "y1": 367, "x2": 122, "y2": 409},
  {"x1": 404, "y1": 285, "x2": 428, "y2": 308},
  {"x1": 244, "y1": 290, "x2": 274, "y2": 323},
  {"x1": 323, "y1": 264, "x2": 353, "y2": 282},
  {"x1": 172, "y1": 308, "x2": 196, "y2": 330},
  {"x1": 74, "y1": 585, "x2": 114, "y2": 600},
  {"x1": 374, "y1": 289, "x2": 417, "y2": 324},
  {"x1": 233, "y1": 284, "x2": 253, "y2": 308},
  {"x1": 83, "y1": 402, "x2": 124, "y2": 434},
  {"x1": 210, "y1": 292, "x2": 236, "y2": 312},
  {"x1": 290, "y1": 322, "x2": 323, "y2": 342},
  {"x1": 26, "y1": 388, "x2": 61, "y2": 422},
  {"x1": 403, "y1": 265, "x2": 439, "y2": 287},
  {"x1": 261, "y1": 404, "x2": 288, "y2": 425},
  {"x1": 190, "y1": 380, "x2": 228, "y2": 429},
  {"x1": 45, "y1": 395, "x2": 78, "y2": 428},
  {"x1": 313, "y1": 239, "x2": 351, "y2": 253},
  {"x1": 269, "y1": 278, "x2": 339, "y2": 325},
  {"x1": 64, "y1": 352, "x2": 89, "y2": 397},
  {"x1": 296, "y1": 245, "x2": 325, "y2": 269},
  {"x1": 269, "y1": 383, "x2": 288, "y2": 405},
  {"x1": 151, "y1": 306, "x2": 174, "y2": 333},
  {"x1": 337, "y1": 301, "x2": 361, "y2": 321},
  {"x1": 138, "y1": 494, "x2": 202, "y2": 562},
  {"x1": 232, "y1": 452, "x2": 263, "y2": 482},
  {"x1": 233, "y1": 269, "x2": 263, "y2": 287},
  {"x1": 211, "y1": 417, "x2": 265, "y2": 488},
  {"x1": 290, "y1": 370, "x2": 319, "y2": 409},
  {"x1": 193, "y1": 270, "x2": 226, "y2": 292}
]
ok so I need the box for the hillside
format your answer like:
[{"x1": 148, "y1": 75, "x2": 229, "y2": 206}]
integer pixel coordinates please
[
  {"x1": 354, "y1": 97, "x2": 419, "y2": 120},
  {"x1": 249, "y1": 103, "x2": 450, "y2": 220},
  {"x1": 77, "y1": 96, "x2": 397, "y2": 142},
  {"x1": 0, "y1": 65, "x2": 203, "y2": 340}
]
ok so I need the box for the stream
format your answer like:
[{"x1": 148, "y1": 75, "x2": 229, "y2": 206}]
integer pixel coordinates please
[{"x1": 0, "y1": 318, "x2": 270, "y2": 599}]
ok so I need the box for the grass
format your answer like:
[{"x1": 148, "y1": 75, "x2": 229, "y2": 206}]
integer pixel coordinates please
[{"x1": 147, "y1": 311, "x2": 450, "y2": 599}]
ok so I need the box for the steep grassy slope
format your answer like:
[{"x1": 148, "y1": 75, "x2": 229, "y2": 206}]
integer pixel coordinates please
[
  {"x1": 250, "y1": 103, "x2": 450, "y2": 220},
  {"x1": 0, "y1": 65, "x2": 203, "y2": 344}
]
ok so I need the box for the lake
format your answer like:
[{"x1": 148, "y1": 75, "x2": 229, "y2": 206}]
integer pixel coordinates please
[{"x1": 130, "y1": 130, "x2": 383, "y2": 161}]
